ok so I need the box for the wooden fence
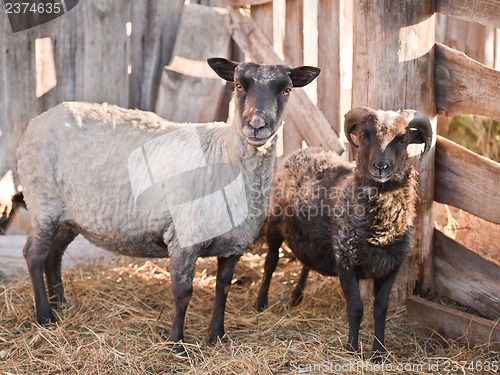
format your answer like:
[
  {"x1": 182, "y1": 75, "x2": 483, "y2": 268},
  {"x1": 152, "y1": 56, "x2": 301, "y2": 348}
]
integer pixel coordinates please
[
  {"x1": 0, "y1": 0, "x2": 498, "y2": 348},
  {"x1": 413, "y1": 1, "x2": 500, "y2": 348}
]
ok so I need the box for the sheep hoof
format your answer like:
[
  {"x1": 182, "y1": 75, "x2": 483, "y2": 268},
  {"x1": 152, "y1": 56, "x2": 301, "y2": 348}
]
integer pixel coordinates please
[
  {"x1": 208, "y1": 332, "x2": 227, "y2": 345},
  {"x1": 49, "y1": 300, "x2": 68, "y2": 312},
  {"x1": 370, "y1": 350, "x2": 388, "y2": 364},
  {"x1": 36, "y1": 312, "x2": 57, "y2": 325},
  {"x1": 170, "y1": 343, "x2": 188, "y2": 358},
  {"x1": 344, "y1": 344, "x2": 360, "y2": 355},
  {"x1": 254, "y1": 301, "x2": 267, "y2": 312},
  {"x1": 289, "y1": 293, "x2": 303, "y2": 307}
]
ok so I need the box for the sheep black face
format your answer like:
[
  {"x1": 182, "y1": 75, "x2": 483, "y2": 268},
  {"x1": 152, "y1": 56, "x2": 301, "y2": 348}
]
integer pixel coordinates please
[
  {"x1": 208, "y1": 58, "x2": 320, "y2": 146},
  {"x1": 345, "y1": 107, "x2": 432, "y2": 184}
]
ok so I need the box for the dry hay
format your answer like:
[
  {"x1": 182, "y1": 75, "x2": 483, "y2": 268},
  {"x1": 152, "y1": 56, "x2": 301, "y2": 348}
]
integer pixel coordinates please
[{"x1": 0, "y1": 243, "x2": 498, "y2": 374}]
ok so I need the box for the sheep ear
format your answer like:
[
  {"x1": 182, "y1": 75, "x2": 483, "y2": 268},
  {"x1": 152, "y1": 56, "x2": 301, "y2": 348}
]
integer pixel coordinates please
[
  {"x1": 344, "y1": 107, "x2": 374, "y2": 148},
  {"x1": 207, "y1": 58, "x2": 238, "y2": 82},
  {"x1": 290, "y1": 66, "x2": 321, "y2": 87},
  {"x1": 405, "y1": 111, "x2": 433, "y2": 159}
]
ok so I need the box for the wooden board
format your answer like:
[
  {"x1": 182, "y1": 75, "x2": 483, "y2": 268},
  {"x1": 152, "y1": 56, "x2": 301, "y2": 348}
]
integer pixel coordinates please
[
  {"x1": 0, "y1": 235, "x2": 109, "y2": 281},
  {"x1": 129, "y1": 0, "x2": 184, "y2": 111},
  {"x1": 251, "y1": 1, "x2": 273, "y2": 43},
  {"x1": 436, "y1": 0, "x2": 500, "y2": 29},
  {"x1": 230, "y1": 0, "x2": 273, "y2": 6},
  {"x1": 317, "y1": 0, "x2": 342, "y2": 135},
  {"x1": 455, "y1": 212, "x2": 500, "y2": 266},
  {"x1": 436, "y1": 42, "x2": 500, "y2": 122},
  {"x1": 0, "y1": 14, "x2": 39, "y2": 188},
  {"x1": 282, "y1": 0, "x2": 305, "y2": 155},
  {"x1": 351, "y1": 0, "x2": 436, "y2": 299},
  {"x1": 228, "y1": 7, "x2": 344, "y2": 155},
  {"x1": 407, "y1": 296, "x2": 500, "y2": 351},
  {"x1": 35, "y1": 8, "x2": 78, "y2": 111},
  {"x1": 75, "y1": 0, "x2": 132, "y2": 107},
  {"x1": 434, "y1": 229, "x2": 500, "y2": 320},
  {"x1": 155, "y1": 4, "x2": 232, "y2": 123},
  {"x1": 439, "y1": 17, "x2": 494, "y2": 67},
  {"x1": 434, "y1": 135, "x2": 500, "y2": 224}
]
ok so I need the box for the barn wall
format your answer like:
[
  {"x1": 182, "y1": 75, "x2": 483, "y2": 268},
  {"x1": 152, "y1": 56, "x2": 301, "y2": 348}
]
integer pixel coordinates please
[{"x1": 0, "y1": 0, "x2": 183, "y2": 191}]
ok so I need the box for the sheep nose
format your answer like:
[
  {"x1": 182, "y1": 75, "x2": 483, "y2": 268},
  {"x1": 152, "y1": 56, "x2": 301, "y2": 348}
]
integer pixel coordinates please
[
  {"x1": 373, "y1": 162, "x2": 388, "y2": 172},
  {"x1": 249, "y1": 114, "x2": 266, "y2": 132}
]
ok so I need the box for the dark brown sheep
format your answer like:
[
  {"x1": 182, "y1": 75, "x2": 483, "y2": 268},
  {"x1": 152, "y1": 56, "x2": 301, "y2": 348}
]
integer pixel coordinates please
[{"x1": 256, "y1": 106, "x2": 432, "y2": 361}]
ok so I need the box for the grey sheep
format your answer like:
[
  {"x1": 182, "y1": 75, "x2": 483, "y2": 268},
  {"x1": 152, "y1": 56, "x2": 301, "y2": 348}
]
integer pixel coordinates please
[
  {"x1": 256, "y1": 106, "x2": 432, "y2": 361},
  {"x1": 17, "y1": 57, "x2": 320, "y2": 351}
]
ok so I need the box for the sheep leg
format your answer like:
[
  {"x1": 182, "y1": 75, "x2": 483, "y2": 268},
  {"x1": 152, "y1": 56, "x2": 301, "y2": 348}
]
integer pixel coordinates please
[
  {"x1": 208, "y1": 254, "x2": 241, "y2": 343},
  {"x1": 23, "y1": 225, "x2": 59, "y2": 324},
  {"x1": 339, "y1": 271, "x2": 363, "y2": 353},
  {"x1": 290, "y1": 267, "x2": 310, "y2": 306},
  {"x1": 44, "y1": 226, "x2": 78, "y2": 308},
  {"x1": 168, "y1": 252, "x2": 196, "y2": 344},
  {"x1": 371, "y1": 270, "x2": 398, "y2": 362},
  {"x1": 255, "y1": 230, "x2": 283, "y2": 311}
]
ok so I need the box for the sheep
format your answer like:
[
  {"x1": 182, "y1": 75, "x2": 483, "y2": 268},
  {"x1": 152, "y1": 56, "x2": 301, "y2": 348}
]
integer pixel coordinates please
[
  {"x1": 255, "y1": 106, "x2": 432, "y2": 361},
  {"x1": 16, "y1": 57, "x2": 320, "y2": 350}
]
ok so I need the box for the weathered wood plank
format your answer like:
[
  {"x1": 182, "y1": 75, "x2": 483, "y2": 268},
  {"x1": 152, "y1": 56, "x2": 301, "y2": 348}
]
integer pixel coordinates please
[
  {"x1": 455, "y1": 212, "x2": 500, "y2": 266},
  {"x1": 155, "y1": 4, "x2": 232, "y2": 123},
  {"x1": 282, "y1": 0, "x2": 304, "y2": 155},
  {"x1": 228, "y1": 7, "x2": 344, "y2": 154},
  {"x1": 0, "y1": 14, "x2": 39, "y2": 188},
  {"x1": 230, "y1": 0, "x2": 273, "y2": 6},
  {"x1": 407, "y1": 296, "x2": 500, "y2": 350},
  {"x1": 284, "y1": 0, "x2": 303, "y2": 67},
  {"x1": 435, "y1": 135, "x2": 500, "y2": 224},
  {"x1": 434, "y1": 229, "x2": 500, "y2": 320},
  {"x1": 251, "y1": 1, "x2": 273, "y2": 44},
  {"x1": 129, "y1": 0, "x2": 184, "y2": 111},
  {"x1": 352, "y1": 0, "x2": 436, "y2": 300},
  {"x1": 439, "y1": 16, "x2": 495, "y2": 67},
  {"x1": 317, "y1": 0, "x2": 342, "y2": 134},
  {"x1": 75, "y1": 0, "x2": 132, "y2": 107},
  {"x1": 35, "y1": 8, "x2": 78, "y2": 111},
  {"x1": 436, "y1": 0, "x2": 500, "y2": 29},
  {"x1": 0, "y1": 235, "x2": 109, "y2": 281},
  {"x1": 436, "y1": 42, "x2": 500, "y2": 122}
]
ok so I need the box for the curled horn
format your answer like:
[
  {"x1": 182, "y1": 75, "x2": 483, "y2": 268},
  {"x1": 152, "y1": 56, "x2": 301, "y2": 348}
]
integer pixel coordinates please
[
  {"x1": 344, "y1": 107, "x2": 375, "y2": 148},
  {"x1": 405, "y1": 110, "x2": 433, "y2": 159}
]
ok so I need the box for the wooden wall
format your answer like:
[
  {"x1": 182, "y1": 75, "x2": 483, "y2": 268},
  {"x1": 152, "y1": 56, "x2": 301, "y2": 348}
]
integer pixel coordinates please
[{"x1": 0, "y1": 0, "x2": 184, "y2": 190}]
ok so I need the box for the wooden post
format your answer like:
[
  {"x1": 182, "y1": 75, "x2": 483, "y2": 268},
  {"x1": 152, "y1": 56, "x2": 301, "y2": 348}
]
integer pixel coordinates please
[
  {"x1": 75, "y1": 0, "x2": 132, "y2": 108},
  {"x1": 251, "y1": 1, "x2": 273, "y2": 43},
  {"x1": 317, "y1": 0, "x2": 342, "y2": 135},
  {"x1": 351, "y1": 0, "x2": 437, "y2": 301},
  {"x1": 129, "y1": 0, "x2": 184, "y2": 111},
  {"x1": 283, "y1": 0, "x2": 304, "y2": 155},
  {"x1": 0, "y1": 24, "x2": 39, "y2": 189}
]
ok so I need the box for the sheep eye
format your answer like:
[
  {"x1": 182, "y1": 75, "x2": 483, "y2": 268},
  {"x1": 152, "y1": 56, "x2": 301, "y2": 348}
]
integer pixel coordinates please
[
  {"x1": 281, "y1": 87, "x2": 292, "y2": 96},
  {"x1": 235, "y1": 83, "x2": 244, "y2": 92},
  {"x1": 359, "y1": 134, "x2": 367, "y2": 142},
  {"x1": 400, "y1": 136, "x2": 407, "y2": 144}
]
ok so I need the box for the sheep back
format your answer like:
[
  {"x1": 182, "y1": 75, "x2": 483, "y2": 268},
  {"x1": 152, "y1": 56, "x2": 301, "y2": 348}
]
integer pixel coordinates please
[
  {"x1": 17, "y1": 102, "x2": 275, "y2": 258},
  {"x1": 268, "y1": 147, "x2": 415, "y2": 279}
]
